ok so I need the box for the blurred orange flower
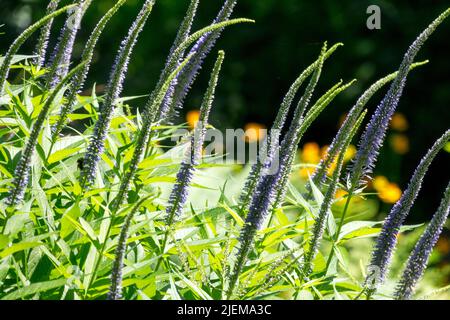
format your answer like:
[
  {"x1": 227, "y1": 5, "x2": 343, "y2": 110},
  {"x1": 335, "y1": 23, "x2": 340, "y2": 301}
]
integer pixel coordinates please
[
  {"x1": 301, "y1": 142, "x2": 320, "y2": 163},
  {"x1": 373, "y1": 176, "x2": 389, "y2": 191},
  {"x1": 373, "y1": 175, "x2": 402, "y2": 204},
  {"x1": 298, "y1": 143, "x2": 357, "y2": 180},
  {"x1": 334, "y1": 189, "x2": 348, "y2": 205},
  {"x1": 344, "y1": 144, "x2": 357, "y2": 162},
  {"x1": 299, "y1": 167, "x2": 315, "y2": 179},
  {"x1": 390, "y1": 112, "x2": 409, "y2": 131},
  {"x1": 436, "y1": 238, "x2": 450, "y2": 255},
  {"x1": 186, "y1": 110, "x2": 200, "y2": 128},
  {"x1": 320, "y1": 145, "x2": 330, "y2": 158},
  {"x1": 244, "y1": 122, "x2": 266, "y2": 142},
  {"x1": 390, "y1": 133, "x2": 410, "y2": 154}
]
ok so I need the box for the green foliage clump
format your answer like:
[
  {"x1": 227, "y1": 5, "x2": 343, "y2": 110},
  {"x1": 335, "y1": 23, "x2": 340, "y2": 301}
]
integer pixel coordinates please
[{"x1": 0, "y1": 1, "x2": 449, "y2": 300}]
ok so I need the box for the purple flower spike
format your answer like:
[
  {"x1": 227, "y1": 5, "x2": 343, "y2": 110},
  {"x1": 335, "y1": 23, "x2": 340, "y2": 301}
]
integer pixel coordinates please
[
  {"x1": 395, "y1": 181, "x2": 450, "y2": 300},
  {"x1": 165, "y1": 51, "x2": 225, "y2": 226},
  {"x1": 157, "y1": 0, "x2": 237, "y2": 121},
  {"x1": 350, "y1": 9, "x2": 450, "y2": 187},
  {"x1": 365, "y1": 130, "x2": 450, "y2": 295},
  {"x1": 80, "y1": 0, "x2": 155, "y2": 188}
]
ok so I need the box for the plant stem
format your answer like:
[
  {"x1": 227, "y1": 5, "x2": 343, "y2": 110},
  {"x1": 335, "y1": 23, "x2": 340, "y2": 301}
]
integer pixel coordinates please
[{"x1": 324, "y1": 186, "x2": 355, "y2": 271}]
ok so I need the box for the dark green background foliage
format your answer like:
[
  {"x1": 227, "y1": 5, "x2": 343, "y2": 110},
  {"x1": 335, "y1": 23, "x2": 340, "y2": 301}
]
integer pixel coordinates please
[{"x1": 1, "y1": 0, "x2": 449, "y2": 222}]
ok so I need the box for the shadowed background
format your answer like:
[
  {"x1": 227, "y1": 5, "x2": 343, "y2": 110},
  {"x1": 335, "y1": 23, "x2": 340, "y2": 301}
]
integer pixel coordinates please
[{"x1": 0, "y1": 0, "x2": 449, "y2": 227}]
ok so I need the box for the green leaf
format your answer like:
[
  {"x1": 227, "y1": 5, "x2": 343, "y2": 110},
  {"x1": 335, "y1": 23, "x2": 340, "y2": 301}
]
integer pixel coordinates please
[
  {"x1": 220, "y1": 203, "x2": 244, "y2": 227},
  {"x1": 173, "y1": 270, "x2": 213, "y2": 300},
  {"x1": 1, "y1": 278, "x2": 67, "y2": 300},
  {"x1": 60, "y1": 204, "x2": 82, "y2": 239},
  {"x1": 0, "y1": 235, "x2": 9, "y2": 249},
  {"x1": 337, "y1": 221, "x2": 381, "y2": 242},
  {"x1": 47, "y1": 147, "x2": 81, "y2": 164},
  {"x1": 0, "y1": 55, "x2": 36, "y2": 65},
  {"x1": 0, "y1": 242, "x2": 43, "y2": 258}
]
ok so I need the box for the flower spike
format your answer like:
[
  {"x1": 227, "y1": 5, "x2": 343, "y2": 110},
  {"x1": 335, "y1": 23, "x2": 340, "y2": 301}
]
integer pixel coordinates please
[
  {"x1": 365, "y1": 129, "x2": 450, "y2": 295},
  {"x1": 395, "y1": 180, "x2": 450, "y2": 300},
  {"x1": 80, "y1": 0, "x2": 155, "y2": 188},
  {"x1": 350, "y1": 9, "x2": 450, "y2": 187}
]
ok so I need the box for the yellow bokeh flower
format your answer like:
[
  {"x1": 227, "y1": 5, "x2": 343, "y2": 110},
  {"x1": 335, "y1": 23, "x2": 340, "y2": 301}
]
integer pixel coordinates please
[
  {"x1": 379, "y1": 182, "x2": 402, "y2": 204},
  {"x1": 436, "y1": 238, "x2": 450, "y2": 255},
  {"x1": 373, "y1": 175, "x2": 402, "y2": 204},
  {"x1": 390, "y1": 112, "x2": 409, "y2": 131},
  {"x1": 390, "y1": 133, "x2": 410, "y2": 154},
  {"x1": 301, "y1": 142, "x2": 320, "y2": 164},
  {"x1": 186, "y1": 110, "x2": 200, "y2": 128},
  {"x1": 320, "y1": 145, "x2": 330, "y2": 158},
  {"x1": 373, "y1": 175, "x2": 389, "y2": 191},
  {"x1": 326, "y1": 158, "x2": 337, "y2": 176},
  {"x1": 344, "y1": 144, "x2": 357, "y2": 162},
  {"x1": 243, "y1": 122, "x2": 266, "y2": 143},
  {"x1": 334, "y1": 189, "x2": 348, "y2": 205},
  {"x1": 299, "y1": 167, "x2": 315, "y2": 179}
]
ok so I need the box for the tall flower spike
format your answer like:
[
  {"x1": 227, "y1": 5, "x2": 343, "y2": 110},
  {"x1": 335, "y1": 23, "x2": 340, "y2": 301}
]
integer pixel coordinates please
[
  {"x1": 33, "y1": 0, "x2": 61, "y2": 67},
  {"x1": 312, "y1": 61, "x2": 429, "y2": 187},
  {"x1": 111, "y1": 53, "x2": 197, "y2": 211},
  {"x1": 6, "y1": 62, "x2": 86, "y2": 206},
  {"x1": 0, "y1": 4, "x2": 76, "y2": 95},
  {"x1": 158, "y1": 0, "x2": 238, "y2": 121},
  {"x1": 157, "y1": 0, "x2": 200, "y2": 121},
  {"x1": 227, "y1": 43, "x2": 328, "y2": 298},
  {"x1": 272, "y1": 78, "x2": 356, "y2": 209},
  {"x1": 165, "y1": 51, "x2": 225, "y2": 226},
  {"x1": 350, "y1": 8, "x2": 450, "y2": 187},
  {"x1": 80, "y1": 0, "x2": 155, "y2": 188},
  {"x1": 395, "y1": 180, "x2": 450, "y2": 300},
  {"x1": 51, "y1": 0, "x2": 127, "y2": 142},
  {"x1": 112, "y1": 18, "x2": 254, "y2": 210},
  {"x1": 141, "y1": 18, "x2": 253, "y2": 124},
  {"x1": 46, "y1": 0, "x2": 93, "y2": 89},
  {"x1": 302, "y1": 110, "x2": 367, "y2": 276},
  {"x1": 107, "y1": 197, "x2": 148, "y2": 300},
  {"x1": 239, "y1": 43, "x2": 343, "y2": 213},
  {"x1": 365, "y1": 129, "x2": 450, "y2": 295}
]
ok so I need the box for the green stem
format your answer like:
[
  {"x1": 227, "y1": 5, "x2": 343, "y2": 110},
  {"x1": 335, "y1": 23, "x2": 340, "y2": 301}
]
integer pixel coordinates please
[
  {"x1": 84, "y1": 210, "x2": 116, "y2": 297},
  {"x1": 155, "y1": 229, "x2": 170, "y2": 271},
  {"x1": 324, "y1": 186, "x2": 355, "y2": 271}
]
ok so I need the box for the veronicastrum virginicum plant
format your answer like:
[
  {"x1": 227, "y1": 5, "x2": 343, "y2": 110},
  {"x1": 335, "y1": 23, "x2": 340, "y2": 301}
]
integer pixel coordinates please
[{"x1": 0, "y1": 1, "x2": 449, "y2": 301}]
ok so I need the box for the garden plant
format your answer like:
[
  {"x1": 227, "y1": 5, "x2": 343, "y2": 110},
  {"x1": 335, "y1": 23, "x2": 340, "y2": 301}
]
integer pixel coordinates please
[{"x1": 0, "y1": 0, "x2": 449, "y2": 301}]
